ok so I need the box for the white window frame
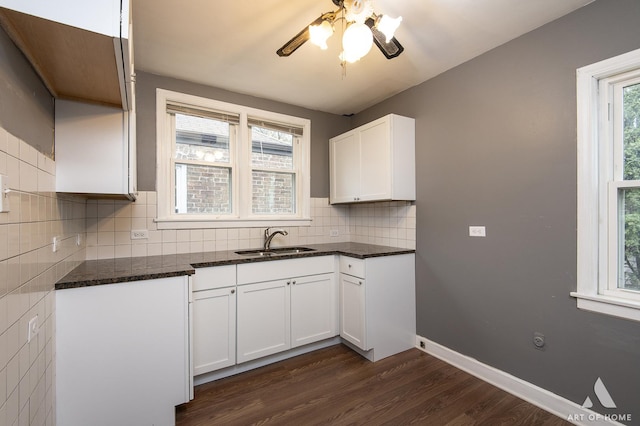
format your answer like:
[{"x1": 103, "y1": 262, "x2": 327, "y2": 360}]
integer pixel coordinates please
[
  {"x1": 156, "y1": 89, "x2": 311, "y2": 229},
  {"x1": 574, "y1": 48, "x2": 640, "y2": 322}
]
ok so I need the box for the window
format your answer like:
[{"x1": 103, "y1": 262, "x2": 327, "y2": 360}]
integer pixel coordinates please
[
  {"x1": 156, "y1": 90, "x2": 311, "y2": 228},
  {"x1": 574, "y1": 48, "x2": 640, "y2": 322}
]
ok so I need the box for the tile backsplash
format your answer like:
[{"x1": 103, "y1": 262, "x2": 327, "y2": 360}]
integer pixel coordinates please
[
  {"x1": 0, "y1": 128, "x2": 86, "y2": 426},
  {"x1": 85, "y1": 193, "x2": 416, "y2": 260}
]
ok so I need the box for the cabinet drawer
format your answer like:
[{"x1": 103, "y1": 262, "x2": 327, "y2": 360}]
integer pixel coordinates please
[
  {"x1": 237, "y1": 256, "x2": 334, "y2": 285},
  {"x1": 339, "y1": 256, "x2": 365, "y2": 278},
  {"x1": 192, "y1": 265, "x2": 236, "y2": 291}
]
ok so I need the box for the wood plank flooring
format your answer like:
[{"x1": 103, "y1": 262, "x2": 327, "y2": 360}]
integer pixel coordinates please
[{"x1": 176, "y1": 344, "x2": 570, "y2": 426}]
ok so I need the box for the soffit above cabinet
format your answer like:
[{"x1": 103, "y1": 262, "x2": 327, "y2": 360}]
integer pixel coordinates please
[{"x1": 0, "y1": 7, "x2": 123, "y2": 108}]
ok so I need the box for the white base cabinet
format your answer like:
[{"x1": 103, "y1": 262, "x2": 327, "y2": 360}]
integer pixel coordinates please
[
  {"x1": 191, "y1": 265, "x2": 236, "y2": 375},
  {"x1": 339, "y1": 254, "x2": 416, "y2": 361},
  {"x1": 236, "y1": 256, "x2": 337, "y2": 363},
  {"x1": 191, "y1": 252, "x2": 415, "y2": 385},
  {"x1": 340, "y1": 272, "x2": 368, "y2": 350},
  {"x1": 237, "y1": 279, "x2": 291, "y2": 363},
  {"x1": 192, "y1": 287, "x2": 236, "y2": 375},
  {"x1": 291, "y1": 273, "x2": 337, "y2": 347},
  {"x1": 56, "y1": 276, "x2": 190, "y2": 426}
]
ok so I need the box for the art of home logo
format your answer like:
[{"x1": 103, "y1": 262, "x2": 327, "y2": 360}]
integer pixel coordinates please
[{"x1": 566, "y1": 377, "x2": 632, "y2": 423}]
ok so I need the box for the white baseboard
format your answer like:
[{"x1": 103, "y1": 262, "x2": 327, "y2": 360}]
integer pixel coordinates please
[{"x1": 415, "y1": 336, "x2": 626, "y2": 426}]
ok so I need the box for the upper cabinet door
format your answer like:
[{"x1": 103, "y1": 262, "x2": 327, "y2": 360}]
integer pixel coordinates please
[
  {"x1": 359, "y1": 119, "x2": 391, "y2": 201},
  {"x1": 330, "y1": 130, "x2": 361, "y2": 203}
]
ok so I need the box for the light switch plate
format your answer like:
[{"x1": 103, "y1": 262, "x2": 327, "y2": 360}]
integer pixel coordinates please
[{"x1": 469, "y1": 226, "x2": 486, "y2": 237}]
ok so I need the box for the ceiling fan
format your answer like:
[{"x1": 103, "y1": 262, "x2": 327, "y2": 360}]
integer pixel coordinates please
[{"x1": 276, "y1": 0, "x2": 404, "y2": 63}]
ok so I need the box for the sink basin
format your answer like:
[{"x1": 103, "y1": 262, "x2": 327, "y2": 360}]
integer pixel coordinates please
[{"x1": 235, "y1": 247, "x2": 316, "y2": 257}]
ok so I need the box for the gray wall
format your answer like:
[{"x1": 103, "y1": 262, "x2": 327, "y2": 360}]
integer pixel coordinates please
[
  {"x1": 135, "y1": 72, "x2": 351, "y2": 195},
  {"x1": 354, "y1": 0, "x2": 640, "y2": 420},
  {"x1": 0, "y1": 25, "x2": 54, "y2": 155}
]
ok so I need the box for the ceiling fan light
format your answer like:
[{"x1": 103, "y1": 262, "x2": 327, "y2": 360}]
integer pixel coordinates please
[
  {"x1": 342, "y1": 22, "x2": 373, "y2": 62},
  {"x1": 309, "y1": 20, "x2": 334, "y2": 50},
  {"x1": 376, "y1": 14, "x2": 402, "y2": 43},
  {"x1": 344, "y1": 0, "x2": 374, "y2": 24}
]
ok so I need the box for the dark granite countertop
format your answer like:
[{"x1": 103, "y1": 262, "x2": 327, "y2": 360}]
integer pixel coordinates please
[{"x1": 55, "y1": 242, "x2": 415, "y2": 290}]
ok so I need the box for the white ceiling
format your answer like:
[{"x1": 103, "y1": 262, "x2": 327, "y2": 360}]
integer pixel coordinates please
[{"x1": 133, "y1": 0, "x2": 594, "y2": 116}]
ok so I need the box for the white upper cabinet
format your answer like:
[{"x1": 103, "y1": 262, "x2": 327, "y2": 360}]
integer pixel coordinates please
[
  {"x1": 0, "y1": 0, "x2": 137, "y2": 198},
  {"x1": 0, "y1": 0, "x2": 134, "y2": 110},
  {"x1": 55, "y1": 99, "x2": 136, "y2": 198},
  {"x1": 330, "y1": 114, "x2": 416, "y2": 204}
]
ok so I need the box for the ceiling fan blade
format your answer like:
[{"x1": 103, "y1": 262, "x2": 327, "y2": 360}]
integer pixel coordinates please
[
  {"x1": 277, "y1": 10, "x2": 339, "y2": 57},
  {"x1": 277, "y1": 16, "x2": 324, "y2": 57},
  {"x1": 365, "y1": 17, "x2": 404, "y2": 59}
]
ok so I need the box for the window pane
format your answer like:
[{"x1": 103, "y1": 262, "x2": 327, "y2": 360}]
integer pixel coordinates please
[
  {"x1": 619, "y1": 187, "x2": 640, "y2": 291},
  {"x1": 175, "y1": 163, "x2": 231, "y2": 214},
  {"x1": 252, "y1": 171, "x2": 295, "y2": 214},
  {"x1": 250, "y1": 125, "x2": 293, "y2": 170},
  {"x1": 175, "y1": 113, "x2": 230, "y2": 163},
  {"x1": 623, "y1": 83, "x2": 640, "y2": 180}
]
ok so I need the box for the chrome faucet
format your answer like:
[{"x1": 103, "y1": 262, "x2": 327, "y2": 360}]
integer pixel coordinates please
[{"x1": 264, "y1": 228, "x2": 288, "y2": 250}]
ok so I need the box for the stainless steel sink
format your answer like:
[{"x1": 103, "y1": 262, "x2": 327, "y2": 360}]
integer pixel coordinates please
[{"x1": 235, "y1": 246, "x2": 316, "y2": 257}]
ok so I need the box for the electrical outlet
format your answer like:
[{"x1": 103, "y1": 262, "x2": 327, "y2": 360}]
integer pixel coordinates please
[
  {"x1": 533, "y1": 332, "x2": 545, "y2": 350},
  {"x1": 76, "y1": 233, "x2": 82, "y2": 246},
  {"x1": 469, "y1": 226, "x2": 486, "y2": 237},
  {"x1": 52, "y1": 236, "x2": 60, "y2": 252},
  {"x1": 28, "y1": 315, "x2": 38, "y2": 343},
  {"x1": 330, "y1": 229, "x2": 339, "y2": 237},
  {"x1": 131, "y1": 230, "x2": 149, "y2": 240},
  {"x1": 419, "y1": 340, "x2": 426, "y2": 349},
  {"x1": 0, "y1": 174, "x2": 8, "y2": 213}
]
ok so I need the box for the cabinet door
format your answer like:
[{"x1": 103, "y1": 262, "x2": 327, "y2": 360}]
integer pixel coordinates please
[
  {"x1": 359, "y1": 119, "x2": 391, "y2": 201},
  {"x1": 192, "y1": 287, "x2": 236, "y2": 375},
  {"x1": 330, "y1": 131, "x2": 361, "y2": 203},
  {"x1": 340, "y1": 273, "x2": 368, "y2": 350},
  {"x1": 291, "y1": 273, "x2": 337, "y2": 347},
  {"x1": 55, "y1": 100, "x2": 130, "y2": 196},
  {"x1": 237, "y1": 280, "x2": 291, "y2": 363}
]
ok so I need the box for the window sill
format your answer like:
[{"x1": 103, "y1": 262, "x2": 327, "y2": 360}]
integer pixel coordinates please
[
  {"x1": 570, "y1": 292, "x2": 640, "y2": 322},
  {"x1": 154, "y1": 217, "x2": 312, "y2": 230}
]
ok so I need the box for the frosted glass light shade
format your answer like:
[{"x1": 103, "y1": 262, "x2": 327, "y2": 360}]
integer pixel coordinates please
[
  {"x1": 341, "y1": 22, "x2": 373, "y2": 63},
  {"x1": 377, "y1": 15, "x2": 402, "y2": 43},
  {"x1": 309, "y1": 20, "x2": 334, "y2": 50}
]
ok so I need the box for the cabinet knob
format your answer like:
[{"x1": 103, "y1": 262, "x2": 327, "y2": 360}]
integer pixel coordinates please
[
  {"x1": 348, "y1": 264, "x2": 352, "y2": 268},
  {"x1": 287, "y1": 281, "x2": 291, "y2": 285},
  {"x1": 231, "y1": 289, "x2": 235, "y2": 294},
  {"x1": 292, "y1": 280, "x2": 296, "y2": 285}
]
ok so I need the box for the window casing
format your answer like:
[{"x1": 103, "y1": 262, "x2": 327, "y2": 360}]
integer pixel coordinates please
[
  {"x1": 574, "y1": 48, "x2": 640, "y2": 322},
  {"x1": 156, "y1": 89, "x2": 311, "y2": 228}
]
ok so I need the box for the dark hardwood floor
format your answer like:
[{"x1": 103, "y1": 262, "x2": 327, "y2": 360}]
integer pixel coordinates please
[{"x1": 176, "y1": 344, "x2": 570, "y2": 426}]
